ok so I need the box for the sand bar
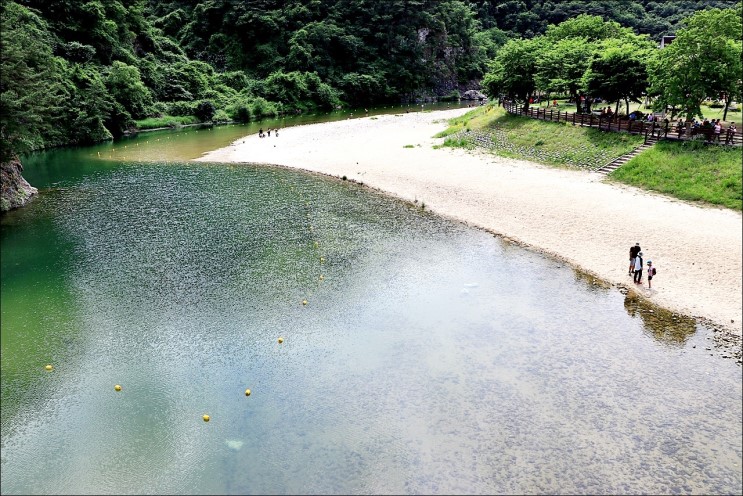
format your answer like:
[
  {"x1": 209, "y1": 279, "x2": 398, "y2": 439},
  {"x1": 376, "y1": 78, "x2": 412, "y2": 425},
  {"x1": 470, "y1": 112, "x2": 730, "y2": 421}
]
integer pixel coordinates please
[{"x1": 197, "y1": 108, "x2": 743, "y2": 338}]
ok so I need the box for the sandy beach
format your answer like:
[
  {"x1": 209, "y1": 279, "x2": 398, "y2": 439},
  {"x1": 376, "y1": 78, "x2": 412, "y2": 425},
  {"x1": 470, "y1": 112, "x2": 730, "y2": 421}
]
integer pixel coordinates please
[{"x1": 196, "y1": 108, "x2": 743, "y2": 342}]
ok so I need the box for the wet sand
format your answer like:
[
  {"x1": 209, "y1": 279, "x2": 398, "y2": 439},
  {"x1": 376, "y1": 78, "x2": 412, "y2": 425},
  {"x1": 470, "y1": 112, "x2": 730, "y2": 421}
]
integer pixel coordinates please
[{"x1": 196, "y1": 108, "x2": 743, "y2": 342}]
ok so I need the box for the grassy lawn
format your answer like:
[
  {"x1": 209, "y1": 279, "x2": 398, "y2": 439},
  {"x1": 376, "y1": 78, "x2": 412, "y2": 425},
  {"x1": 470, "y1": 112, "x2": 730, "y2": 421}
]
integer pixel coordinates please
[
  {"x1": 436, "y1": 105, "x2": 643, "y2": 170},
  {"x1": 135, "y1": 115, "x2": 200, "y2": 130},
  {"x1": 437, "y1": 104, "x2": 742, "y2": 210},
  {"x1": 610, "y1": 140, "x2": 743, "y2": 210}
]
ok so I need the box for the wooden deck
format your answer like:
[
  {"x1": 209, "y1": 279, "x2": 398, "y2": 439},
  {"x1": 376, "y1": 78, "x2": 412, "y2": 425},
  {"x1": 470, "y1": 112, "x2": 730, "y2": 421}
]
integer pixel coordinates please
[{"x1": 504, "y1": 102, "x2": 742, "y2": 146}]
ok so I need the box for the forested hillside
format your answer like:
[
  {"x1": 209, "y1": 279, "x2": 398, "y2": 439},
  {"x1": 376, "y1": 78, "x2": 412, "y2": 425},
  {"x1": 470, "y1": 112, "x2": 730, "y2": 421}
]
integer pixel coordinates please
[
  {"x1": 0, "y1": 0, "x2": 738, "y2": 165},
  {"x1": 470, "y1": 0, "x2": 736, "y2": 39}
]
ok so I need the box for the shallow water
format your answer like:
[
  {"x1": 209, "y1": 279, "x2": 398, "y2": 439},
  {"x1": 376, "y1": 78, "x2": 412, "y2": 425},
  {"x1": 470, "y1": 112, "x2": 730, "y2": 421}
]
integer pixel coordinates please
[{"x1": 1, "y1": 112, "x2": 741, "y2": 495}]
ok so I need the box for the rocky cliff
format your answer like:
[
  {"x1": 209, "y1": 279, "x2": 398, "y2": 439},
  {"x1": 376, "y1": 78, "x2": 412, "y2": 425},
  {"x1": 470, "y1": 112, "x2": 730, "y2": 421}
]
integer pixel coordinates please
[{"x1": 1, "y1": 158, "x2": 38, "y2": 212}]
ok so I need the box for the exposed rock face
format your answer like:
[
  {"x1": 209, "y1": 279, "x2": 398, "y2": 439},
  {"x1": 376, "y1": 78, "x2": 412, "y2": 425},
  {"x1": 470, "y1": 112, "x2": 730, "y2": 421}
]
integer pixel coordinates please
[
  {"x1": 1, "y1": 158, "x2": 38, "y2": 212},
  {"x1": 462, "y1": 90, "x2": 487, "y2": 101}
]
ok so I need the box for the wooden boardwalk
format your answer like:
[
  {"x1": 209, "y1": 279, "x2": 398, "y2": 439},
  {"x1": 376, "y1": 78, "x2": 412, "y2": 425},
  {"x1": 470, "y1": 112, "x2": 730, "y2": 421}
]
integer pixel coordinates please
[{"x1": 504, "y1": 102, "x2": 743, "y2": 146}]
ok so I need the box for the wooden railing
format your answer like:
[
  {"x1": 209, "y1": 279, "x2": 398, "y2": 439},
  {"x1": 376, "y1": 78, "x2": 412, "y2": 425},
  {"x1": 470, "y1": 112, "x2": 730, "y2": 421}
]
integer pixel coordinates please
[{"x1": 503, "y1": 102, "x2": 743, "y2": 146}]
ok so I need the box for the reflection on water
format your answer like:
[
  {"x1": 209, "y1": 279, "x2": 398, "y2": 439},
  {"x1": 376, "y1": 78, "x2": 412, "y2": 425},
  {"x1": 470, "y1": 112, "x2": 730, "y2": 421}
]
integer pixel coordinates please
[
  {"x1": 2, "y1": 134, "x2": 742, "y2": 494},
  {"x1": 624, "y1": 293, "x2": 697, "y2": 346}
]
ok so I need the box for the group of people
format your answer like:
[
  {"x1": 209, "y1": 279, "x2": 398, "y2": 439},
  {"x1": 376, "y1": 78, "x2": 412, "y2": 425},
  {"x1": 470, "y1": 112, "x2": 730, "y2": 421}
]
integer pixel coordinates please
[
  {"x1": 628, "y1": 242, "x2": 656, "y2": 289},
  {"x1": 258, "y1": 128, "x2": 279, "y2": 138},
  {"x1": 675, "y1": 118, "x2": 736, "y2": 142}
]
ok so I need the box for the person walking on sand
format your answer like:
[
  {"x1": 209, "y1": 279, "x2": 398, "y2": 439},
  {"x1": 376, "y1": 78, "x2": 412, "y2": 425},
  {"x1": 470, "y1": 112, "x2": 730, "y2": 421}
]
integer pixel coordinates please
[
  {"x1": 629, "y1": 242, "x2": 641, "y2": 275},
  {"x1": 646, "y1": 260, "x2": 656, "y2": 289},
  {"x1": 633, "y1": 251, "x2": 644, "y2": 284}
]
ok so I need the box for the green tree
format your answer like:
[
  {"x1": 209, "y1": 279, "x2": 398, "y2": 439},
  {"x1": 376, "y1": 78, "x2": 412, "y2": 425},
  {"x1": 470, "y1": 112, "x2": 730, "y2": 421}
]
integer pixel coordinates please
[
  {"x1": 649, "y1": 6, "x2": 743, "y2": 131},
  {"x1": 61, "y1": 61, "x2": 114, "y2": 145},
  {"x1": 105, "y1": 61, "x2": 153, "y2": 119},
  {"x1": 0, "y1": 2, "x2": 64, "y2": 161},
  {"x1": 584, "y1": 37, "x2": 654, "y2": 115},
  {"x1": 482, "y1": 37, "x2": 545, "y2": 108},
  {"x1": 544, "y1": 13, "x2": 632, "y2": 42},
  {"x1": 535, "y1": 37, "x2": 594, "y2": 112}
]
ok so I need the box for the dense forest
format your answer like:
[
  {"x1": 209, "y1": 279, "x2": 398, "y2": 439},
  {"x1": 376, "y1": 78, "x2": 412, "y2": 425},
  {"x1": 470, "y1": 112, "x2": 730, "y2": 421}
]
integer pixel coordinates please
[{"x1": 0, "y1": 0, "x2": 740, "y2": 164}]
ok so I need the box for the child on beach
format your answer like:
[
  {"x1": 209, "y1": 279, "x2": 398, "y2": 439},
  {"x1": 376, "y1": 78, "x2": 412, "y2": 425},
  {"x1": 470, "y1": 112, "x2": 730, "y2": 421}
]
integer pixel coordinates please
[{"x1": 647, "y1": 260, "x2": 656, "y2": 288}]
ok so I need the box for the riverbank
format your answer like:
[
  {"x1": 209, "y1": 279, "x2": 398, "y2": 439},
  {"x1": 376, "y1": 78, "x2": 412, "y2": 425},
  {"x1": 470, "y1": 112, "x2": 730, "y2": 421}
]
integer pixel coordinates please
[{"x1": 196, "y1": 108, "x2": 743, "y2": 348}]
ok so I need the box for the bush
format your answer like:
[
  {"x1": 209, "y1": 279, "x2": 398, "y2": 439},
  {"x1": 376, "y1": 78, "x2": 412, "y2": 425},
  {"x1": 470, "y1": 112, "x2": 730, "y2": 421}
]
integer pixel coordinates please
[
  {"x1": 216, "y1": 71, "x2": 250, "y2": 91},
  {"x1": 149, "y1": 101, "x2": 168, "y2": 117},
  {"x1": 339, "y1": 73, "x2": 387, "y2": 106},
  {"x1": 263, "y1": 70, "x2": 340, "y2": 110},
  {"x1": 166, "y1": 100, "x2": 195, "y2": 116},
  {"x1": 194, "y1": 100, "x2": 216, "y2": 122},
  {"x1": 212, "y1": 109, "x2": 230, "y2": 123},
  {"x1": 440, "y1": 90, "x2": 461, "y2": 102},
  {"x1": 251, "y1": 97, "x2": 279, "y2": 119},
  {"x1": 234, "y1": 105, "x2": 251, "y2": 122},
  {"x1": 135, "y1": 115, "x2": 198, "y2": 129}
]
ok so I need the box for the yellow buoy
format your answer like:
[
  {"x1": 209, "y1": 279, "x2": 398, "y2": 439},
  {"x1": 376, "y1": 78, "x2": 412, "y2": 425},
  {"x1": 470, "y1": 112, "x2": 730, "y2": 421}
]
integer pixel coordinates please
[
  {"x1": 319, "y1": 275, "x2": 324, "y2": 281},
  {"x1": 245, "y1": 389, "x2": 251, "y2": 397},
  {"x1": 320, "y1": 257, "x2": 325, "y2": 263},
  {"x1": 302, "y1": 299, "x2": 308, "y2": 306},
  {"x1": 203, "y1": 414, "x2": 210, "y2": 422},
  {"x1": 278, "y1": 337, "x2": 284, "y2": 344},
  {"x1": 114, "y1": 384, "x2": 122, "y2": 391},
  {"x1": 44, "y1": 364, "x2": 53, "y2": 371}
]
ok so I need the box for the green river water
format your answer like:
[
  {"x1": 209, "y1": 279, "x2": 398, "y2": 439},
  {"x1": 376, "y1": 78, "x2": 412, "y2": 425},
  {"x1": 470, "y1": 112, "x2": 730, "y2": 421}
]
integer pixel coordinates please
[{"x1": 1, "y1": 106, "x2": 741, "y2": 494}]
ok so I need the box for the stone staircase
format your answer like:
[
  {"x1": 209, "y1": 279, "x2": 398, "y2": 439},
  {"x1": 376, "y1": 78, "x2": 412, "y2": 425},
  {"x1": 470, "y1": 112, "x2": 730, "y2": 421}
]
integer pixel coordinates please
[{"x1": 595, "y1": 136, "x2": 658, "y2": 175}]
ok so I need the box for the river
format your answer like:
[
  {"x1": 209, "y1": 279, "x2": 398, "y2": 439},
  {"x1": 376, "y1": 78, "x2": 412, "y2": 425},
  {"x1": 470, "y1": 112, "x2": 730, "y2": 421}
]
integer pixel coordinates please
[{"x1": 1, "y1": 105, "x2": 741, "y2": 495}]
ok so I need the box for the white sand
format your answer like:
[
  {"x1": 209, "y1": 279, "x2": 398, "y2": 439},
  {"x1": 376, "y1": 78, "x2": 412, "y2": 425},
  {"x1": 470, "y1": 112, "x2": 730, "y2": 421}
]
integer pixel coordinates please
[{"x1": 196, "y1": 108, "x2": 743, "y2": 336}]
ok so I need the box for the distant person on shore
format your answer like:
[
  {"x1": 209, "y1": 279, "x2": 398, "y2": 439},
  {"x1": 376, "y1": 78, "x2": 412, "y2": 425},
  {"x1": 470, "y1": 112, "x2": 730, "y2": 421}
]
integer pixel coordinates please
[
  {"x1": 629, "y1": 242, "x2": 641, "y2": 275},
  {"x1": 275, "y1": 128, "x2": 279, "y2": 137},
  {"x1": 646, "y1": 260, "x2": 655, "y2": 289},
  {"x1": 633, "y1": 251, "x2": 644, "y2": 284},
  {"x1": 259, "y1": 128, "x2": 264, "y2": 138}
]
